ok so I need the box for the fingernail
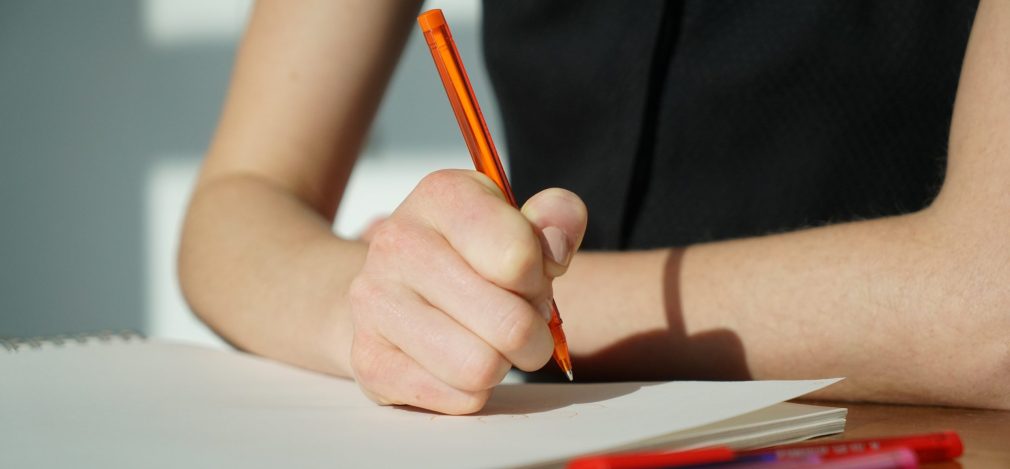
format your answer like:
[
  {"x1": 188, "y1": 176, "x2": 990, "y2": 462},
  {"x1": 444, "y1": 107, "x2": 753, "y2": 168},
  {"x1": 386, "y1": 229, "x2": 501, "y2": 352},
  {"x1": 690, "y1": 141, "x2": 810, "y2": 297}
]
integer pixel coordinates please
[
  {"x1": 541, "y1": 226, "x2": 571, "y2": 266},
  {"x1": 537, "y1": 301, "x2": 554, "y2": 322}
]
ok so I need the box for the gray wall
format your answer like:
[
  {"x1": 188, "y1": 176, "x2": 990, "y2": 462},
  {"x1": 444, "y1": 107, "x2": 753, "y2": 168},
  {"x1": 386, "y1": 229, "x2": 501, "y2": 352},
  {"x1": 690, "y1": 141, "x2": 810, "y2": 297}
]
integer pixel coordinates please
[{"x1": 0, "y1": 1, "x2": 499, "y2": 337}]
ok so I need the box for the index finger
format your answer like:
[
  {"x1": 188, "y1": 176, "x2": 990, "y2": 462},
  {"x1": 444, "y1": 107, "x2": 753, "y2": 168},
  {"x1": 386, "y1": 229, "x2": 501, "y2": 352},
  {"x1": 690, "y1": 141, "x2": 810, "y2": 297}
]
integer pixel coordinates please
[{"x1": 399, "y1": 169, "x2": 547, "y2": 300}]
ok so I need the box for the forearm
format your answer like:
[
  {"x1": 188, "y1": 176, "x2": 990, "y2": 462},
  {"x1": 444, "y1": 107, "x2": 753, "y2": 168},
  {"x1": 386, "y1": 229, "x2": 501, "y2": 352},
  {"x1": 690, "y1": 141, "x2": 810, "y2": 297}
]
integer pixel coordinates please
[
  {"x1": 177, "y1": 0, "x2": 420, "y2": 377},
  {"x1": 679, "y1": 209, "x2": 1008, "y2": 408},
  {"x1": 179, "y1": 174, "x2": 365, "y2": 377},
  {"x1": 556, "y1": 208, "x2": 1009, "y2": 408}
]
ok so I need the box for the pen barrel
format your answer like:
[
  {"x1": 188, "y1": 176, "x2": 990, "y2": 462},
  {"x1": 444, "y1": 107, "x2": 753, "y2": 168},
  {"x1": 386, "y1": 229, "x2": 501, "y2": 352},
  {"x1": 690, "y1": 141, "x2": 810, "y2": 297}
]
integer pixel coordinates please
[{"x1": 419, "y1": 11, "x2": 517, "y2": 207}]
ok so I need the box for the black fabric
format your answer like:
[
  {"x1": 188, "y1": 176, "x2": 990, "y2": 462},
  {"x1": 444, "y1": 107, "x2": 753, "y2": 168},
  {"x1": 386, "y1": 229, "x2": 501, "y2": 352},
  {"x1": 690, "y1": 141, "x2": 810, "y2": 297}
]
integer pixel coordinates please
[{"x1": 482, "y1": 1, "x2": 977, "y2": 250}]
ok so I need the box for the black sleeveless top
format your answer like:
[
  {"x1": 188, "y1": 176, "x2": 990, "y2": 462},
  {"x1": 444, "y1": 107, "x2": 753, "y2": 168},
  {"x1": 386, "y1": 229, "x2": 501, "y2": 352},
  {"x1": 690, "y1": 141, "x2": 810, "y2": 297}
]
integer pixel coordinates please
[{"x1": 482, "y1": 1, "x2": 977, "y2": 250}]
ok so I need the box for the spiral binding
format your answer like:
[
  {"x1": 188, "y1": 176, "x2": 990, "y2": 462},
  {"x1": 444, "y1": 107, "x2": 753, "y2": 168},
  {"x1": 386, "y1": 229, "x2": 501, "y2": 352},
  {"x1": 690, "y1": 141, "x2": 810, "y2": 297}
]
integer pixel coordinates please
[{"x1": 0, "y1": 330, "x2": 145, "y2": 353}]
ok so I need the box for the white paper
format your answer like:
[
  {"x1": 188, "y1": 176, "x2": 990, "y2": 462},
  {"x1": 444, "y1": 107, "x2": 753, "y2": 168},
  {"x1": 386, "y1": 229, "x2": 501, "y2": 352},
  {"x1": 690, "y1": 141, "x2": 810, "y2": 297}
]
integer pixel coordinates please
[{"x1": 0, "y1": 340, "x2": 841, "y2": 469}]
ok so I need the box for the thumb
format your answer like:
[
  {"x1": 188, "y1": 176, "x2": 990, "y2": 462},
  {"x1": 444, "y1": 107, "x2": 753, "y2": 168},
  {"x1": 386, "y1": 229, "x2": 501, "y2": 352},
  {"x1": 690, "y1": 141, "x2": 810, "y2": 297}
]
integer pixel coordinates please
[{"x1": 520, "y1": 188, "x2": 588, "y2": 278}]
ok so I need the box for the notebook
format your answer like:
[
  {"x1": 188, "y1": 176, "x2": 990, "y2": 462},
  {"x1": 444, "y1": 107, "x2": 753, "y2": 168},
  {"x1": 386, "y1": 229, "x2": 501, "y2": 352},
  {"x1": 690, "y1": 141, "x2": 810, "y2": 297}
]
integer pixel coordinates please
[{"x1": 0, "y1": 334, "x2": 846, "y2": 469}]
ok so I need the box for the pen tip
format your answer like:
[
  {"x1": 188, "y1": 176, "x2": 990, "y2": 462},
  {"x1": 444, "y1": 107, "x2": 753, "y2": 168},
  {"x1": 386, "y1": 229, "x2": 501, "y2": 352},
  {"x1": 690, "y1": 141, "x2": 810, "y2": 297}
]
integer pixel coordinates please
[{"x1": 565, "y1": 369, "x2": 574, "y2": 382}]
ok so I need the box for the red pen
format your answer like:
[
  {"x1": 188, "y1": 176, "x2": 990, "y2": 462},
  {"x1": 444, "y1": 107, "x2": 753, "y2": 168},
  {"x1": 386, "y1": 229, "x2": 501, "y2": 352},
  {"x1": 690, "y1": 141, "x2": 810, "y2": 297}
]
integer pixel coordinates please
[
  {"x1": 739, "y1": 431, "x2": 963, "y2": 463},
  {"x1": 566, "y1": 447, "x2": 736, "y2": 469},
  {"x1": 566, "y1": 431, "x2": 961, "y2": 469},
  {"x1": 722, "y1": 448, "x2": 919, "y2": 469}
]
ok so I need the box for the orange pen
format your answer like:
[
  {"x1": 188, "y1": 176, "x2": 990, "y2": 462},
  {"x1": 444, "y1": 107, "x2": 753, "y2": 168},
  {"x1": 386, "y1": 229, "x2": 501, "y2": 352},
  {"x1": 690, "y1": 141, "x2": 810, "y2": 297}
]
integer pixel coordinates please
[{"x1": 418, "y1": 9, "x2": 574, "y2": 381}]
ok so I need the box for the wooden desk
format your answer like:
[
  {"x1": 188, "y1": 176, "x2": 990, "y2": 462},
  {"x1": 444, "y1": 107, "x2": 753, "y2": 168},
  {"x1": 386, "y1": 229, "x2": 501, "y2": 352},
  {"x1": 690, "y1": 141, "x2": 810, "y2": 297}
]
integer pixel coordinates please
[{"x1": 805, "y1": 401, "x2": 1010, "y2": 468}]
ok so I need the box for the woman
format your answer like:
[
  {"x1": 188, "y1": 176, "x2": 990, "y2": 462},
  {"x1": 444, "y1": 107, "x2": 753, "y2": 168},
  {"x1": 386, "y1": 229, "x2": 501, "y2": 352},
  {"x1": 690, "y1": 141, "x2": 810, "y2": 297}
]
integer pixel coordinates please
[{"x1": 180, "y1": 0, "x2": 1009, "y2": 414}]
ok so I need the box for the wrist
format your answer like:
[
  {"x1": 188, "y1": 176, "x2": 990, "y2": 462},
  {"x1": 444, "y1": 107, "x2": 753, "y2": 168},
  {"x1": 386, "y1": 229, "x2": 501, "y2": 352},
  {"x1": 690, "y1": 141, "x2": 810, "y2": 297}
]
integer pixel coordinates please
[{"x1": 312, "y1": 236, "x2": 368, "y2": 378}]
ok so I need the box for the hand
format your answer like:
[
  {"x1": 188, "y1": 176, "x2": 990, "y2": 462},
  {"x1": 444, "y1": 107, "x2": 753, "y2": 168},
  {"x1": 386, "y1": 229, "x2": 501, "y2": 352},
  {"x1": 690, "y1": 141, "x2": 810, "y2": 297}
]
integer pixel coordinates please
[{"x1": 347, "y1": 169, "x2": 587, "y2": 414}]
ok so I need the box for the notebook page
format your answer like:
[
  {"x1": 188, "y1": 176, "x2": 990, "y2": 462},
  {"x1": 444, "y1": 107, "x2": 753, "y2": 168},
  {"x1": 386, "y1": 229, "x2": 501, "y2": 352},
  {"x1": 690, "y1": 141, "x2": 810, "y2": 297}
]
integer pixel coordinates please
[{"x1": 0, "y1": 340, "x2": 841, "y2": 469}]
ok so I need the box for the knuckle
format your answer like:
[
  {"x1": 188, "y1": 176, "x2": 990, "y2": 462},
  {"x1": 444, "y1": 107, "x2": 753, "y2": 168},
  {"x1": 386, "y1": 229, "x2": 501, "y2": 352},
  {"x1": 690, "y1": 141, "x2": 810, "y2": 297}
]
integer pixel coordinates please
[
  {"x1": 459, "y1": 348, "x2": 508, "y2": 391},
  {"x1": 417, "y1": 169, "x2": 465, "y2": 198},
  {"x1": 347, "y1": 277, "x2": 380, "y2": 310},
  {"x1": 416, "y1": 169, "x2": 501, "y2": 211},
  {"x1": 493, "y1": 234, "x2": 542, "y2": 293},
  {"x1": 366, "y1": 218, "x2": 415, "y2": 256},
  {"x1": 497, "y1": 301, "x2": 538, "y2": 355},
  {"x1": 347, "y1": 276, "x2": 407, "y2": 335}
]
